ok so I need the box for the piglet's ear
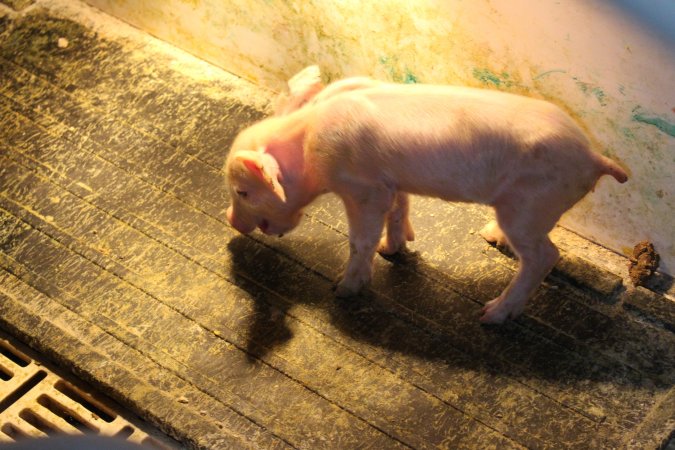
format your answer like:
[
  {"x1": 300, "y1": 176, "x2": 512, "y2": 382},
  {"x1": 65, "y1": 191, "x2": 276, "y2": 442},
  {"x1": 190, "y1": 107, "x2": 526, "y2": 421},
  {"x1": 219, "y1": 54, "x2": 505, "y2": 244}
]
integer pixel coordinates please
[
  {"x1": 274, "y1": 65, "x2": 324, "y2": 116},
  {"x1": 241, "y1": 158, "x2": 265, "y2": 182},
  {"x1": 237, "y1": 153, "x2": 287, "y2": 203},
  {"x1": 288, "y1": 65, "x2": 322, "y2": 96}
]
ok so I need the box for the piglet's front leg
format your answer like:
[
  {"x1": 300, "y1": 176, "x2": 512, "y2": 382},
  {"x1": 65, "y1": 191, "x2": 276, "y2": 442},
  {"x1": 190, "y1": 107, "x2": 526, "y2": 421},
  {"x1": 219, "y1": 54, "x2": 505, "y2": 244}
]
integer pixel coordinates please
[{"x1": 335, "y1": 185, "x2": 395, "y2": 297}]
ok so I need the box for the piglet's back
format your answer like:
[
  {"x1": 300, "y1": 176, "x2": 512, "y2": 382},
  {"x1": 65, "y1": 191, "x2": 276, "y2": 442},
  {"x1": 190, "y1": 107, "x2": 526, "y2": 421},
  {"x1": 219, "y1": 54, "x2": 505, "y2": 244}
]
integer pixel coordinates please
[{"x1": 307, "y1": 84, "x2": 592, "y2": 203}]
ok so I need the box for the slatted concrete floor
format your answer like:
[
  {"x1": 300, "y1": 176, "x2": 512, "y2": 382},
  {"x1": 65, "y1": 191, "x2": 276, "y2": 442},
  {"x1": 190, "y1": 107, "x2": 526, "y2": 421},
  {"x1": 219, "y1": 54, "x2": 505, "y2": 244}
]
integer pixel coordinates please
[
  {"x1": 0, "y1": 1, "x2": 674, "y2": 449},
  {"x1": 0, "y1": 330, "x2": 178, "y2": 447}
]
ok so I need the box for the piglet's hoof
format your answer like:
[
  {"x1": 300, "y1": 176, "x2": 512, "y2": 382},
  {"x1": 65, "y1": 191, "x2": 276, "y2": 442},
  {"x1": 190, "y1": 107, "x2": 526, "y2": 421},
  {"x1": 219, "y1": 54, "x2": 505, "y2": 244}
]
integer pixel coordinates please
[
  {"x1": 334, "y1": 281, "x2": 359, "y2": 298},
  {"x1": 479, "y1": 220, "x2": 514, "y2": 257},
  {"x1": 377, "y1": 237, "x2": 405, "y2": 256},
  {"x1": 479, "y1": 296, "x2": 525, "y2": 324},
  {"x1": 334, "y1": 274, "x2": 370, "y2": 297}
]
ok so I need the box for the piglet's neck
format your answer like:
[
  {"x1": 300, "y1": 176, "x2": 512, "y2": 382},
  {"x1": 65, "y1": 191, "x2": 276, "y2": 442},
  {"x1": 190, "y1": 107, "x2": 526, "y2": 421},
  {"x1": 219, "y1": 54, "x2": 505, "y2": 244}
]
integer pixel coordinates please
[{"x1": 263, "y1": 109, "x2": 323, "y2": 206}]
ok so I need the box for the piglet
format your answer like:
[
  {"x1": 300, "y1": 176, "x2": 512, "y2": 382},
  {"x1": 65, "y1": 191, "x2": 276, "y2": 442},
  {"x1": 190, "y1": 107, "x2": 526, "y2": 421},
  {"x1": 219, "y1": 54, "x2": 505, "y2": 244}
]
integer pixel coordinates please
[{"x1": 225, "y1": 67, "x2": 628, "y2": 324}]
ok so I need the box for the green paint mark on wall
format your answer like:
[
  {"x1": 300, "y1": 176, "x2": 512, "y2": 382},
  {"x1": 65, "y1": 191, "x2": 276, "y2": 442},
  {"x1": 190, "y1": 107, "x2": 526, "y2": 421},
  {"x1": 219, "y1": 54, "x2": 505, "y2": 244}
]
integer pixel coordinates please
[
  {"x1": 533, "y1": 69, "x2": 566, "y2": 80},
  {"x1": 473, "y1": 68, "x2": 501, "y2": 86},
  {"x1": 379, "y1": 56, "x2": 419, "y2": 84},
  {"x1": 379, "y1": 55, "x2": 396, "y2": 80},
  {"x1": 632, "y1": 113, "x2": 675, "y2": 138},
  {"x1": 621, "y1": 127, "x2": 636, "y2": 140},
  {"x1": 472, "y1": 68, "x2": 512, "y2": 88},
  {"x1": 591, "y1": 87, "x2": 606, "y2": 106},
  {"x1": 403, "y1": 69, "x2": 418, "y2": 84},
  {"x1": 575, "y1": 80, "x2": 607, "y2": 106}
]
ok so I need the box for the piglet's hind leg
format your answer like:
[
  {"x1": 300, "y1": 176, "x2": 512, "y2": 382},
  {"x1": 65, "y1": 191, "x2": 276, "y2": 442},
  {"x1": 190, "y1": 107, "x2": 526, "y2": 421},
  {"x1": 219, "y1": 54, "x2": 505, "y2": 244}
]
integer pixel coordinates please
[
  {"x1": 481, "y1": 236, "x2": 559, "y2": 323},
  {"x1": 378, "y1": 192, "x2": 415, "y2": 255},
  {"x1": 480, "y1": 203, "x2": 562, "y2": 324}
]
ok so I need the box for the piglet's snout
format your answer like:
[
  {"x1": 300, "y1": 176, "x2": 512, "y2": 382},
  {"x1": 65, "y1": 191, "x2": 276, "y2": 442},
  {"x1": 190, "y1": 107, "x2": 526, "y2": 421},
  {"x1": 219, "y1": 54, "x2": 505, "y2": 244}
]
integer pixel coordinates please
[
  {"x1": 226, "y1": 206, "x2": 256, "y2": 234},
  {"x1": 258, "y1": 219, "x2": 269, "y2": 234}
]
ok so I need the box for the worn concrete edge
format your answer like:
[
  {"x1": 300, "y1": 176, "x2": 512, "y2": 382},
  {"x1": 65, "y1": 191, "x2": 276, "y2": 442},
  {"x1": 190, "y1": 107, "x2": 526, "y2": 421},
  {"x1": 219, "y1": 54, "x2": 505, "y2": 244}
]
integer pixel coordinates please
[
  {"x1": 552, "y1": 251, "x2": 623, "y2": 298},
  {"x1": 547, "y1": 251, "x2": 673, "y2": 332},
  {"x1": 552, "y1": 226, "x2": 674, "y2": 296},
  {"x1": 622, "y1": 287, "x2": 675, "y2": 333},
  {"x1": 0, "y1": 290, "x2": 261, "y2": 450}
]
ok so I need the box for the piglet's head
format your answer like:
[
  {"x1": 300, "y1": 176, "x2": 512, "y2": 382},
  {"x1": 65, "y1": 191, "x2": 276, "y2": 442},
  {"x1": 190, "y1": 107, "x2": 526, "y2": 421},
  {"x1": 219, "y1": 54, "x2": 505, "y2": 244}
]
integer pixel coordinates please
[{"x1": 225, "y1": 149, "x2": 304, "y2": 237}]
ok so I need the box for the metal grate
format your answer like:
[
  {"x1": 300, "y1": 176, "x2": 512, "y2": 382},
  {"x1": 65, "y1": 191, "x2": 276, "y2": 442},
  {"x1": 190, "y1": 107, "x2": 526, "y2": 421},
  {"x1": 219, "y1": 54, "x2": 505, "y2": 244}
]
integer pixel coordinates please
[{"x1": 0, "y1": 333, "x2": 179, "y2": 448}]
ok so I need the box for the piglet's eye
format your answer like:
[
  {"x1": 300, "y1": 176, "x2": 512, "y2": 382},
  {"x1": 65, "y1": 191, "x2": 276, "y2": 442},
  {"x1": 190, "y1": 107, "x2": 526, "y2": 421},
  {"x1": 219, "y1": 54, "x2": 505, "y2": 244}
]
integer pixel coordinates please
[{"x1": 236, "y1": 190, "x2": 248, "y2": 198}]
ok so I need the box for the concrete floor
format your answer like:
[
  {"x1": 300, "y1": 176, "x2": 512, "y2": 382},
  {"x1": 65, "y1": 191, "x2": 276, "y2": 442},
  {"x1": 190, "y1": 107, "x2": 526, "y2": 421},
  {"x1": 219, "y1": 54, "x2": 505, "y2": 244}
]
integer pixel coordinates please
[{"x1": 0, "y1": 1, "x2": 673, "y2": 449}]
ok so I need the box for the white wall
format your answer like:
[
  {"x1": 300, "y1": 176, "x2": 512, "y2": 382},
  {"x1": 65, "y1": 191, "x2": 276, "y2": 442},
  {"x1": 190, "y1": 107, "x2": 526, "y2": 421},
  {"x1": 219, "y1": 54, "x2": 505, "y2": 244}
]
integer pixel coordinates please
[{"x1": 85, "y1": 0, "x2": 675, "y2": 275}]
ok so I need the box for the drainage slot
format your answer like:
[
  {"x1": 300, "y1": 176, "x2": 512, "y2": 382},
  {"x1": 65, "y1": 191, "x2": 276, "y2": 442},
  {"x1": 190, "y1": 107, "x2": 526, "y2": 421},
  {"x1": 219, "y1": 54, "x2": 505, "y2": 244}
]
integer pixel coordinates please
[
  {"x1": 115, "y1": 425, "x2": 134, "y2": 439},
  {"x1": 19, "y1": 409, "x2": 60, "y2": 436},
  {"x1": 2, "y1": 423, "x2": 29, "y2": 440},
  {"x1": 0, "y1": 364, "x2": 12, "y2": 381},
  {"x1": 37, "y1": 394, "x2": 99, "y2": 433},
  {"x1": 0, "y1": 333, "x2": 177, "y2": 448},
  {"x1": 54, "y1": 381, "x2": 115, "y2": 423},
  {"x1": 0, "y1": 342, "x2": 30, "y2": 368},
  {"x1": 0, "y1": 370, "x2": 47, "y2": 414},
  {"x1": 143, "y1": 436, "x2": 171, "y2": 449}
]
